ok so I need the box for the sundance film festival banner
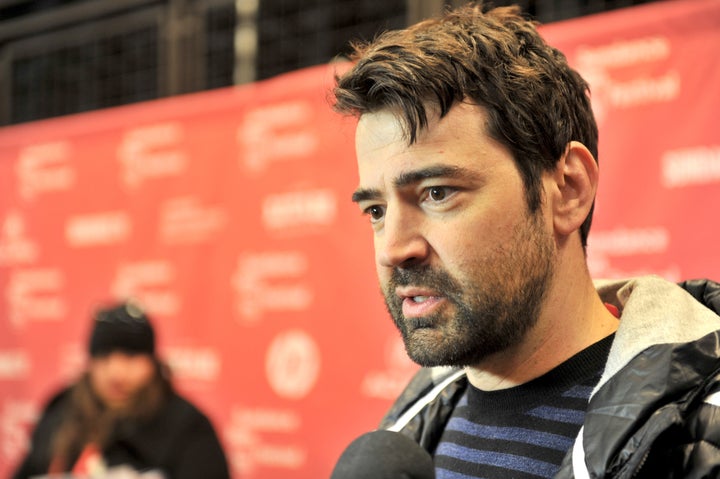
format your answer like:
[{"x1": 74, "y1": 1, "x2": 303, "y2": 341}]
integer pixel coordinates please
[
  {"x1": 539, "y1": 0, "x2": 720, "y2": 279},
  {"x1": 1, "y1": 1, "x2": 719, "y2": 478},
  {"x1": 0, "y1": 65, "x2": 417, "y2": 479}
]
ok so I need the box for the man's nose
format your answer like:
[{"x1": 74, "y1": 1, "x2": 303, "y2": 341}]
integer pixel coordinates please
[{"x1": 376, "y1": 207, "x2": 429, "y2": 269}]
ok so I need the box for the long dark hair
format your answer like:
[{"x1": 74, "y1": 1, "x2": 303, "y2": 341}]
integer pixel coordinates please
[{"x1": 49, "y1": 357, "x2": 173, "y2": 472}]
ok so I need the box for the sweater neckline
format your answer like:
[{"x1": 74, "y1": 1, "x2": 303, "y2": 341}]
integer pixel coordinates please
[{"x1": 464, "y1": 333, "x2": 614, "y2": 416}]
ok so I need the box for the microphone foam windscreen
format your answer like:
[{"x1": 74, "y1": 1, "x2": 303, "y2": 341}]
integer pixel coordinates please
[{"x1": 330, "y1": 429, "x2": 435, "y2": 479}]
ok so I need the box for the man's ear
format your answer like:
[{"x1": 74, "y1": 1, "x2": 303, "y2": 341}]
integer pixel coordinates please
[{"x1": 550, "y1": 141, "x2": 598, "y2": 237}]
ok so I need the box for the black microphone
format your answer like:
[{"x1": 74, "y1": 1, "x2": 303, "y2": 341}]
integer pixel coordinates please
[{"x1": 330, "y1": 429, "x2": 435, "y2": 479}]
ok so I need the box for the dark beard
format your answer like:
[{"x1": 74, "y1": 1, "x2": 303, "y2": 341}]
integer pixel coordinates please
[{"x1": 382, "y1": 214, "x2": 555, "y2": 368}]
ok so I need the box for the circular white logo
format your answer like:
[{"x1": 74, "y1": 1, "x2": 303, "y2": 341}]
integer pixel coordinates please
[{"x1": 265, "y1": 329, "x2": 321, "y2": 399}]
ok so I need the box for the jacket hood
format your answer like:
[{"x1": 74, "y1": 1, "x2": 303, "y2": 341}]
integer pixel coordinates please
[
  {"x1": 567, "y1": 277, "x2": 720, "y2": 478},
  {"x1": 595, "y1": 276, "x2": 720, "y2": 394}
]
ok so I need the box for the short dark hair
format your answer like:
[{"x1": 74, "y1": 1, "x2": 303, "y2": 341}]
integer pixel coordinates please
[{"x1": 334, "y1": 3, "x2": 598, "y2": 247}]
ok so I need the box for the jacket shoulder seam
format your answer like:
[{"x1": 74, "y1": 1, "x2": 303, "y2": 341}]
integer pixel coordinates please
[{"x1": 385, "y1": 369, "x2": 466, "y2": 432}]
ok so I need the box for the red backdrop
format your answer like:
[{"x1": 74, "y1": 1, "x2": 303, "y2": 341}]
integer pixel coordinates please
[{"x1": 1, "y1": 1, "x2": 719, "y2": 477}]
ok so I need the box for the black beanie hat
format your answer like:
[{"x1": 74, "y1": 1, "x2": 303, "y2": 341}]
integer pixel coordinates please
[{"x1": 89, "y1": 302, "x2": 155, "y2": 357}]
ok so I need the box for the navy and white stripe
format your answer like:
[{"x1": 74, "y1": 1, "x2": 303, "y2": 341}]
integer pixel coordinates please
[{"x1": 434, "y1": 334, "x2": 614, "y2": 479}]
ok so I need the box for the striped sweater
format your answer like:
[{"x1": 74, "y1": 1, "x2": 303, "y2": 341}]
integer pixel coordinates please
[{"x1": 434, "y1": 334, "x2": 613, "y2": 479}]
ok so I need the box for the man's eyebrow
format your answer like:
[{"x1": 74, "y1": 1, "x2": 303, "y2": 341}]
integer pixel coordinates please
[
  {"x1": 352, "y1": 165, "x2": 478, "y2": 203},
  {"x1": 394, "y1": 165, "x2": 472, "y2": 188},
  {"x1": 351, "y1": 165, "x2": 478, "y2": 203},
  {"x1": 351, "y1": 187, "x2": 380, "y2": 203}
]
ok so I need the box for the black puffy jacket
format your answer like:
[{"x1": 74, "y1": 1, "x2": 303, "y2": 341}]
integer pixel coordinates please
[{"x1": 379, "y1": 276, "x2": 720, "y2": 478}]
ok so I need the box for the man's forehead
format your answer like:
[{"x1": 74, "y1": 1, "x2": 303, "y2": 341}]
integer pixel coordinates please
[
  {"x1": 356, "y1": 103, "x2": 489, "y2": 163},
  {"x1": 353, "y1": 102, "x2": 515, "y2": 201},
  {"x1": 358, "y1": 101, "x2": 487, "y2": 145},
  {"x1": 356, "y1": 109, "x2": 407, "y2": 150}
]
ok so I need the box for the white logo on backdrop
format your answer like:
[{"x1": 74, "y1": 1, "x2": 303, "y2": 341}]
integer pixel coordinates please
[
  {"x1": 261, "y1": 189, "x2": 337, "y2": 231},
  {"x1": 587, "y1": 226, "x2": 680, "y2": 280},
  {"x1": 0, "y1": 211, "x2": 39, "y2": 266},
  {"x1": 5, "y1": 268, "x2": 66, "y2": 327},
  {"x1": 16, "y1": 141, "x2": 75, "y2": 200},
  {"x1": 237, "y1": 101, "x2": 318, "y2": 172},
  {"x1": 65, "y1": 211, "x2": 131, "y2": 247},
  {"x1": 159, "y1": 196, "x2": 228, "y2": 244},
  {"x1": 225, "y1": 406, "x2": 305, "y2": 475},
  {"x1": 361, "y1": 336, "x2": 419, "y2": 400},
  {"x1": 0, "y1": 350, "x2": 30, "y2": 380},
  {"x1": 661, "y1": 146, "x2": 720, "y2": 188},
  {"x1": 265, "y1": 329, "x2": 320, "y2": 400},
  {"x1": 589, "y1": 226, "x2": 670, "y2": 257},
  {"x1": 111, "y1": 261, "x2": 180, "y2": 317},
  {"x1": 117, "y1": 122, "x2": 188, "y2": 188},
  {"x1": 165, "y1": 347, "x2": 221, "y2": 382},
  {"x1": 1, "y1": 399, "x2": 37, "y2": 466},
  {"x1": 573, "y1": 36, "x2": 679, "y2": 124},
  {"x1": 232, "y1": 252, "x2": 313, "y2": 323}
]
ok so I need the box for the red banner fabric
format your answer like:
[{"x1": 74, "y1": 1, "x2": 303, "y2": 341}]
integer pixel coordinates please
[
  {"x1": 1, "y1": 1, "x2": 719, "y2": 477},
  {"x1": 539, "y1": 0, "x2": 720, "y2": 280}
]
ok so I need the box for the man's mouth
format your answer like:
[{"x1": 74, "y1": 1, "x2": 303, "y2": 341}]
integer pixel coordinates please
[{"x1": 402, "y1": 294, "x2": 443, "y2": 318}]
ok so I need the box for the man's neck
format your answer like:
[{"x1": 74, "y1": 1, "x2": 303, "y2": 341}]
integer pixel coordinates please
[{"x1": 465, "y1": 265, "x2": 619, "y2": 391}]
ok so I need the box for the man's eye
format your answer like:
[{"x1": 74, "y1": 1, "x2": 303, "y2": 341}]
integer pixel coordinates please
[
  {"x1": 364, "y1": 205, "x2": 385, "y2": 221},
  {"x1": 428, "y1": 186, "x2": 449, "y2": 201}
]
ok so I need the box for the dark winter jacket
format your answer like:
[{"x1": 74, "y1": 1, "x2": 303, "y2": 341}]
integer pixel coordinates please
[
  {"x1": 379, "y1": 276, "x2": 720, "y2": 478},
  {"x1": 12, "y1": 387, "x2": 230, "y2": 479}
]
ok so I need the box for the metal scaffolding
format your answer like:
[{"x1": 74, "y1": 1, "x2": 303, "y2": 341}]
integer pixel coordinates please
[{"x1": 0, "y1": 0, "x2": 655, "y2": 126}]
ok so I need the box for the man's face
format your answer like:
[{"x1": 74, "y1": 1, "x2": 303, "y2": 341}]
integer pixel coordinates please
[
  {"x1": 89, "y1": 351, "x2": 156, "y2": 409},
  {"x1": 352, "y1": 102, "x2": 556, "y2": 368}
]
